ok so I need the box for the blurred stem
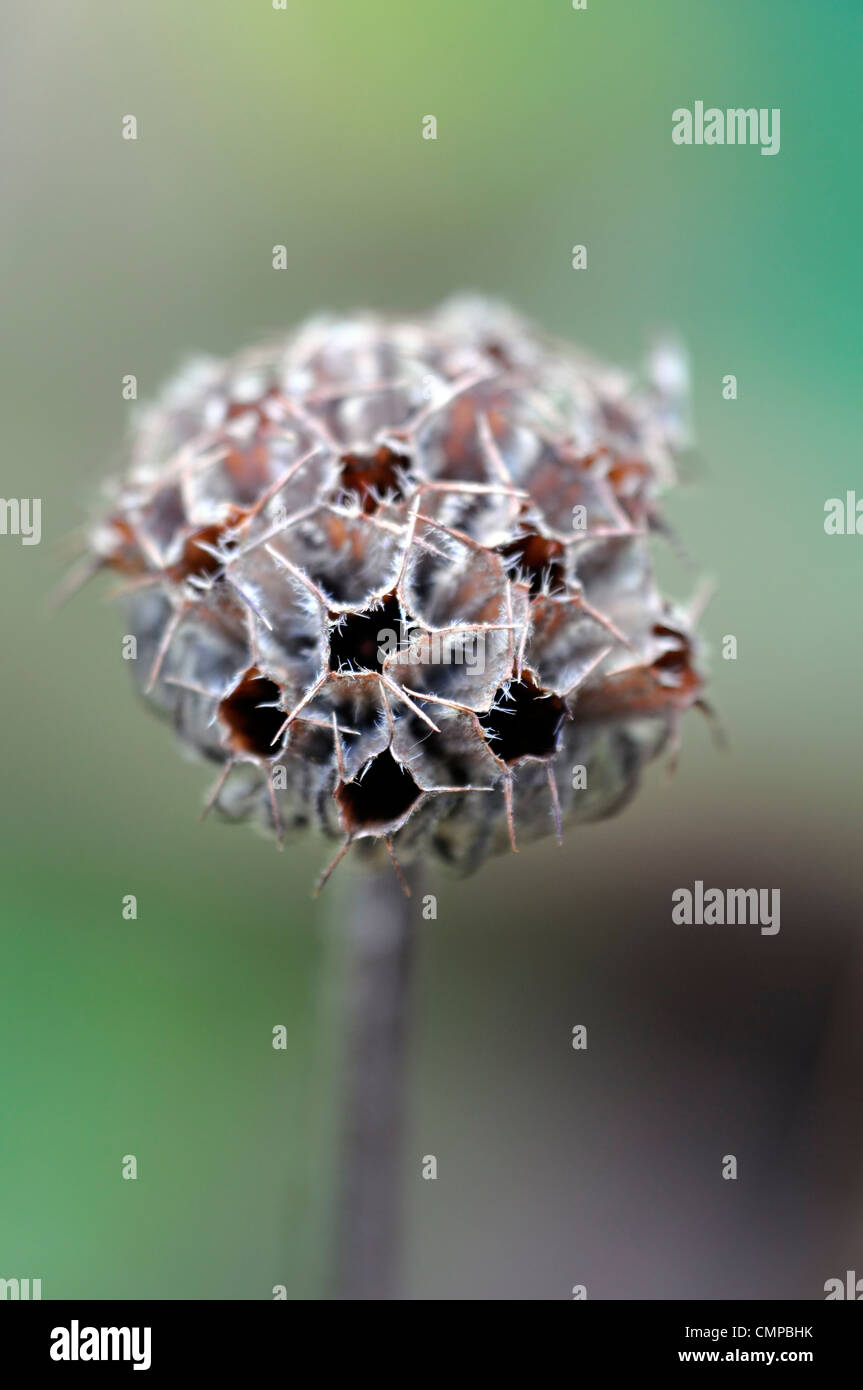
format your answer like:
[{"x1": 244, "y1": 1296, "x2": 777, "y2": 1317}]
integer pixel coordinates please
[{"x1": 333, "y1": 860, "x2": 420, "y2": 1300}]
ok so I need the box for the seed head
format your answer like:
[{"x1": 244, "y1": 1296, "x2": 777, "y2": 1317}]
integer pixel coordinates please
[{"x1": 87, "y1": 297, "x2": 705, "y2": 886}]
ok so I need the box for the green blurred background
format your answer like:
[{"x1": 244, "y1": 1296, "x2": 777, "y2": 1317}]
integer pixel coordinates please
[{"x1": 2, "y1": 0, "x2": 861, "y2": 1298}]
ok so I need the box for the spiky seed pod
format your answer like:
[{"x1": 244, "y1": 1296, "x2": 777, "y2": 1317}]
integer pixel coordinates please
[{"x1": 87, "y1": 297, "x2": 705, "y2": 886}]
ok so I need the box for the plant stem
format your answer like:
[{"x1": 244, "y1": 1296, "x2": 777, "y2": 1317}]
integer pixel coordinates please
[{"x1": 333, "y1": 861, "x2": 419, "y2": 1300}]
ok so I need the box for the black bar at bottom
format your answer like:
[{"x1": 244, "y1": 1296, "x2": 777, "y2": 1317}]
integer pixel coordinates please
[{"x1": 0, "y1": 1299, "x2": 858, "y2": 1374}]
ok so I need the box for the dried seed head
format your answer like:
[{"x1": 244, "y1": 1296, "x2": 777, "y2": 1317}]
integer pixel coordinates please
[{"x1": 87, "y1": 297, "x2": 705, "y2": 883}]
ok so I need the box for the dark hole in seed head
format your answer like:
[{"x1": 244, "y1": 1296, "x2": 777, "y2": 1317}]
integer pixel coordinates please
[
  {"x1": 336, "y1": 750, "x2": 422, "y2": 832},
  {"x1": 340, "y1": 445, "x2": 408, "y2": 514},
  {"x1": 480, "y1": 676, "x2": 565, "y2": 764},
  {"x1": 652, "y1": 622, "x2": 692, "y2": 680},
  {"x1": 500, "y1": 530, "x2": 567, "y2": 596},
  {"x1": 653, "y1": 621, "x2": 687, "y2": 642},
  {"x1": 484, "y1": 341, "x2": 511, "y2": 366},
  {"x1": 219, "y1": 668, "x2": 285, "y2": 756},
  {"x1": 328, "y1": 594, "x2": 402, "y2": 673},
  {"x1": 653, "y1": 648, "x2": 688, "y2": 676}
]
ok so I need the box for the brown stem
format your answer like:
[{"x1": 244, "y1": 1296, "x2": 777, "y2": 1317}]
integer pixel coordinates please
[{"x1": 333, "y1": 861, "x2": 419, "y2": 1300}]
